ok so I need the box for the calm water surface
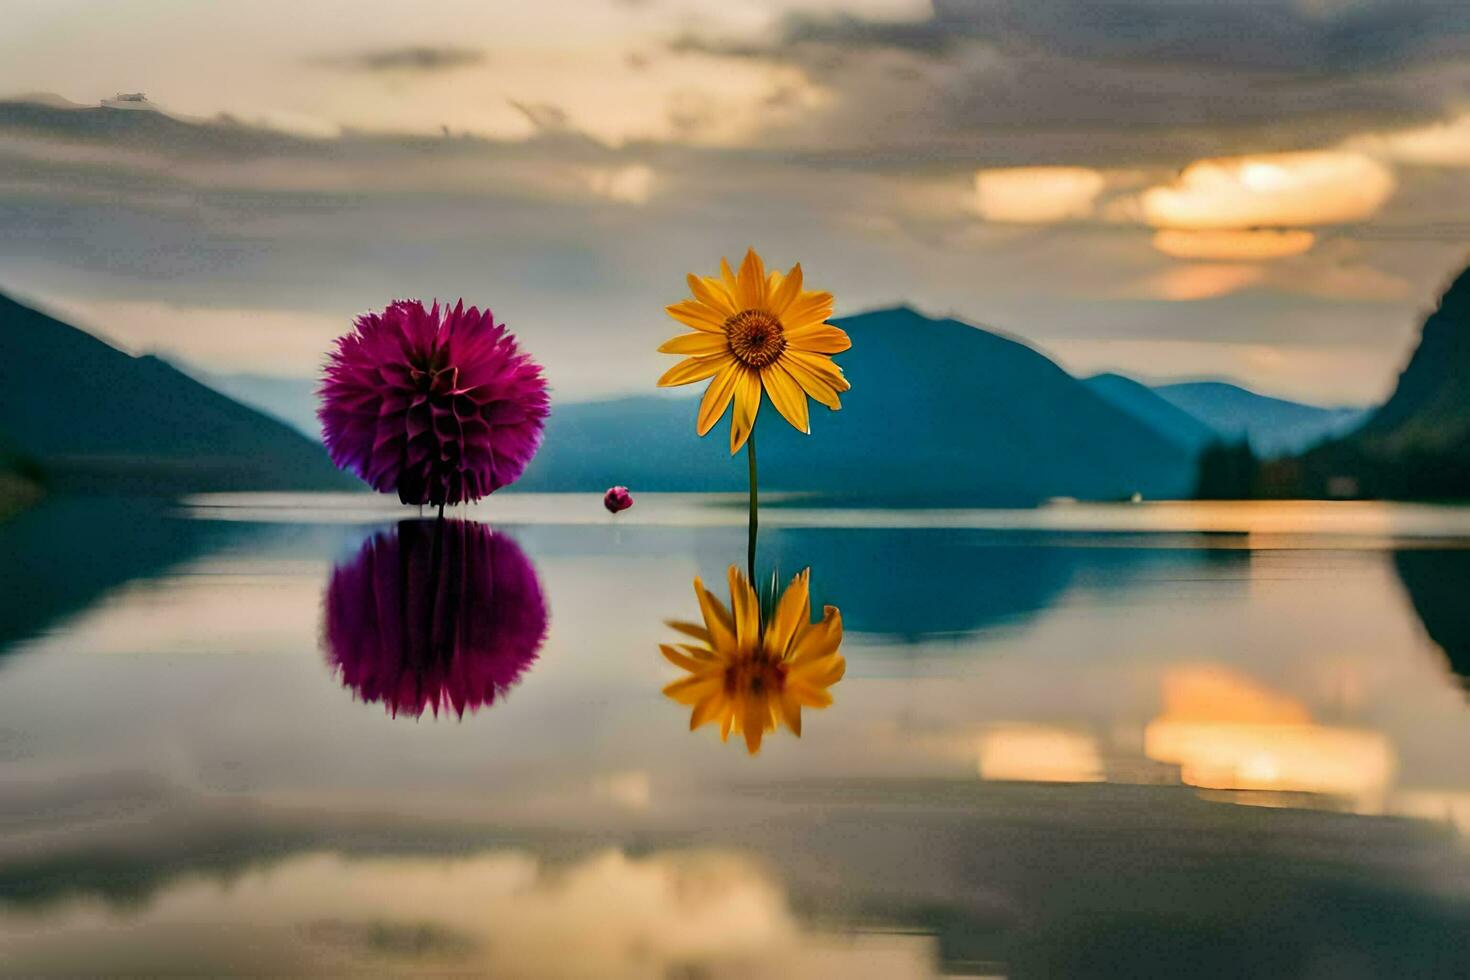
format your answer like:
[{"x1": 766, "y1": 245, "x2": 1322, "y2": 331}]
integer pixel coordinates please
[{"x1": 4, "y1": 494, "x2": 1470, "y2": 978}]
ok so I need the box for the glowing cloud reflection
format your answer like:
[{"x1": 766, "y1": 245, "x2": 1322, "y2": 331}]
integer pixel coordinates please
[
  {"x1": 1144, "y1": 665, "x2": 1395, "y2": 801},
  {"x1": 0, "y1": 849, "x2": 938, "y2": 978},
  {"x1": 978, "y1": 724, "x2": 1104, "y2": 783}
]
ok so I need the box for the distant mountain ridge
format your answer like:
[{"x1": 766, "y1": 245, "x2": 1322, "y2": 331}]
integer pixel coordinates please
[
  {"x1": 0, "y1": 292, "x2": 351, "y2": 492},
  {"x1": 1152, "y1": 381, "x2": 1368, "y2": 456},
  {"x1": 1084, "y1": 374, "x2": 1369, "y2": 457},
  {"x1": 1081, "y1": 374, "x2": 1218, "y2": 452}
]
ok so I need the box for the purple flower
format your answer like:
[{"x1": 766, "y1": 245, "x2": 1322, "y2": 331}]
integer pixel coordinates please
[
  {"x1": 603, "y1": 485, "x2": 634, "y2": 514},
  {"x1": 319, "y1": 299, "x2": 550, "y2": 506},
  {"x1": 322, "y1": 520, "x2": 548, "y2": 718}
]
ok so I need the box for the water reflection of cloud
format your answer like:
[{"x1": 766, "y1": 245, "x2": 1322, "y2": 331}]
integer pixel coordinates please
[
  {"x1": 1145, "y1": 665, "x2": 1395, "y2": 802},
  {"x1": 0, "y1": 849, "x2": 936, "y2": 978},
  {"x1": 978, "y1": 724, "x2": 1104, "y2": 783}
]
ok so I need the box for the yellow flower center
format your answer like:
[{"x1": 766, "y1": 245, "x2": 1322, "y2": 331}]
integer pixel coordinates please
[
  {"x1": 724, "y1": 652, "x2": 788, "y2": 698},
  {"x1": 724, "y1": 309, "x2": 786, "y2": 369}
]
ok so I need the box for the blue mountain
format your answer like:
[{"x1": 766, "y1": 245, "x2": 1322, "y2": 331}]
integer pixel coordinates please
[
  {"x1": 1151, "y1": 381, "x2": 1368, "y2": 457},
  {"x1": 0, "y1": 292, "x2": 351, "y2": 492},
  {"x1": 1082, "y1": 373, "x2": 1217, "y2": 452}
]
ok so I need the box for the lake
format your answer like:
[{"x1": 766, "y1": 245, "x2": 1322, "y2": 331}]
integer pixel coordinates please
[{"x1": 4, "y1": 495, "x2": 1470, "y2": 978}]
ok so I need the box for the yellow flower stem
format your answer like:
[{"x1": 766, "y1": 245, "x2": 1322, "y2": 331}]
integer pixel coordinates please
[{"x1": 746, "y1": 429, "x2": 759, "y2": 585}]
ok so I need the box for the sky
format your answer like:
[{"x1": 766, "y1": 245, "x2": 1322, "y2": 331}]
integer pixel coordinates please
[{"x1": 1, "y1": 0, "x2": 1468, "y2": 405}]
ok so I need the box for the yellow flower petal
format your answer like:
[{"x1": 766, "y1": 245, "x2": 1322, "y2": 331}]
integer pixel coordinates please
[
  {"x1": 761, "y1": 362, "x2": 810, "y2": 435},
  {"x1": 769, "y1": 263, "x2": 803, "y2": 317},
  {"x1": 778, "y1": 693, "x2": 803, "y2": 736},
  {"x1": 687, "y1": 273, "x2": 736, "y2": 317},
  {"x1": 727, "y1": 565, "x2": 760, "y2": 653},
  {"x1": 660, "y1": 644, "x2": 710, "y2": 673},
  {"x1": 677, "y1": 643, "x2": 721, "y2": 662},
  {"x1": 743, "y1": 696, "x2": 766, "y2": 754},
  {"x1": 763, "y1": 569, "x2": 810, "y2": 658},
  {"x1": 663, "y1": 673, "x2": 722, "y2": 704},
  {"x1": 658, "y1": 354, "x2": 730, "y2": 388},
  {"x1": 790, "y1": 605, "x2": 843, "y2": 665},
  {"x1": 784, "y1": 324, "x2": 851, "y2": 355},
  {"x1": 728, "y1": 365, "x2": 762, "y2": 454},
  {"x1": 665, "y1": 301, "x2": 726, "y2": 333},
  {"x1": 737, "y1": 248, "x2": 767, "y2": 311},
  {"x1": 720, "y1": 258, "x2": 741, "y2": 304},
  {"x1": 658, "y1": 332, "x2": 729, "y2": 356},
  {"x1": 814, "y1": 656, "x2": 847, "y2": 687},
  {"x1": 664, "y1": 620, "x2": 710, "y2": 643},
  {"x1": 694, "y1": 576, "x2": 737, "y2": 653},
  {"x1": 696, "y1": 364, "x2": 742, "y2": 437},
  {"x1": 783, "y1": 290, "x2": 834, "y2": 327},
  {"x1": 785, "y1": 349, "x2": 850, "y2": 393},
  {"x1": 779, "y1": 353, "x2": 843, "y2": 410},
  {"x1": 788, "y1": 682, "x2": 834, "y2": 709},
  {"x1": 690, "y1": 695, "x2": 725, "y2": 730}
]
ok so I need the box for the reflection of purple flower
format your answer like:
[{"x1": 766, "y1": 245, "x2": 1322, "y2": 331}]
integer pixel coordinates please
[
  {"x1": 603, "y1": 486, "x2": 633, "y2": 514},
  {"x1": 319, "y1": 299, "x2": 550, "y2": 506},
  {"x1": 323, "y1": 520, "x2": 548, "y2": 718}
]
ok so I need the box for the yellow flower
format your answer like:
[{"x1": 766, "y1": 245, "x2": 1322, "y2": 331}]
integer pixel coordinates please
[
  {"x1": 661, "y1": 566, "x2": 845, "y2": 755},
  {"x1": 658, "y1": 248, "x2": 852, "y2": 454}
]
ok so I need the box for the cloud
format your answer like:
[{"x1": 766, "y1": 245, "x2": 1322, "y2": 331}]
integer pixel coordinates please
[
  {"x1": 99, "y1": 92, "x2": 158, "y2": 111},
  {"x1": 672, "y1": 0, "x2": 1470, "y2": 171},
  {"x1": 1350, "y1": 112, "x2": 1470, "y2": 167},
  {"x1": 1135, "y1": 264, "x2": 1267, "y2": 302},
  {"x1": 1124, "y1": 241, "x2": 1411, "y2": 304},
  {"x1": 318, "y1": 46, "x2": 486, "y2": 73},
  {"x1": 33, "y1": 298, "x2": 348, "y2": 377},
  {"x1": 511, "y1": 101, "x2": 573, "y2": 134},
  {"x1": 1138, "y1": 152, "x2": 1396, "y2": 229},
  {"x1": 972, "y1": 167, "x2": 1106, "y2": 224},
  {"x1": 1151, "y1": 229, "x2": 1318, "y2": 261},
  {"x1": 1048, "y1": 336, "x2": 1401, "y2": 403},
  {"x1": 707, "y1": 0, "x2": 1470, "y2": 75},
  {"x1": 587, "y1": 163, "x2": 656, "y2": 204}
]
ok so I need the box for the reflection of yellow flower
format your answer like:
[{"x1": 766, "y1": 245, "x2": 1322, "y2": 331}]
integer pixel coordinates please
[
  {"x1": 657, "y1": 248, "x2": 851, "y2": 454},
  {"x1": 661, "y1": 566, "x2": 845, "y2": 755}
]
